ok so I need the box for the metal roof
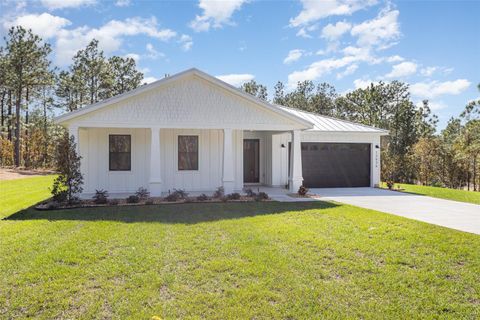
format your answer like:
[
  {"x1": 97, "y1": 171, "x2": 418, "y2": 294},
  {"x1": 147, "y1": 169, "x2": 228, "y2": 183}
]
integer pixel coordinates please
[{"x1": 277, "y1": 105, "x2": 388, "y2": 134}]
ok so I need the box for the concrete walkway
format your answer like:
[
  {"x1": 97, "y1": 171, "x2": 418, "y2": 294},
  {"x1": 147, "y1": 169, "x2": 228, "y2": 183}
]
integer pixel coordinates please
[{"x1": 309, "y1": 188, "x2": 480, "y2": 235}]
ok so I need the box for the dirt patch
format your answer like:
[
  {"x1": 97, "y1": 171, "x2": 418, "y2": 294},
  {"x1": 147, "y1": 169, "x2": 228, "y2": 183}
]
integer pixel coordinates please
[{"x1": 0, "y1": 167, "x2": 55, "y2": 181}]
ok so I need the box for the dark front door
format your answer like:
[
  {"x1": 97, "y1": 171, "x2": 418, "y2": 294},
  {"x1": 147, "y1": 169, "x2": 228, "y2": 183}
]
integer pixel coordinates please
[
  {"x1": 299, "y1": 142, "x2": 371, "y2": 188},
  {"x1": 244, "y1": 139, "x2": 260, "y2": 183}
]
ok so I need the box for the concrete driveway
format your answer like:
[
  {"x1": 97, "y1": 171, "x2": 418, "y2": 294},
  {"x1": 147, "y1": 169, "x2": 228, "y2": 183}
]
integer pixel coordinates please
[{"x1": 310, "y1": 187, "x2": 480, "y2": 235}]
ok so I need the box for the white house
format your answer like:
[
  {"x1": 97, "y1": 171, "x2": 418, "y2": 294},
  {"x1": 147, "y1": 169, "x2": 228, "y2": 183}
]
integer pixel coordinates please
[{"x1": 55, "y1": 68, "x2": 388, "y2": 198}]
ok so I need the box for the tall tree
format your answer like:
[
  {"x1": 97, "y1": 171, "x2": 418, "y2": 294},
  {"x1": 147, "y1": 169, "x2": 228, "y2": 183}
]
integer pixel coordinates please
[
  {"x1": 108, "y1": 56, "x2": 143, "y2": 96},
  {"x1": 240, "y1": 80, "x2": 268, "y2": 101},
  {"x1": 277, "y1": 80, "x2": 339, "y2": 116},
  {"x1": 74, "y1": 39, "x2": 113, "y2": 104},
  {"x1": 3, "y1": 26, "x2": 52, "y2": 166},
  {"x1": 273, "y1": 81, "x2": 286, "y2": 105}
]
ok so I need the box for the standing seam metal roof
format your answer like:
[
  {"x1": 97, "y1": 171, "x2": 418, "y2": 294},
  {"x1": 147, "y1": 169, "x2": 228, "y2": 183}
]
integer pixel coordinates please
[{"x1": 277, "y1": 105, "x2": 388, "y2": 134}]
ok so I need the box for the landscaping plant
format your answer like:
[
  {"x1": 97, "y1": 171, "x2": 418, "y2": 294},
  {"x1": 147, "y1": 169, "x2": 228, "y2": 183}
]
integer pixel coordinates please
[
  {"x1": 135, "y1": 187, "x2": 150, "y2": 200},
  {"x1": 93, "y1": 189, "x2": 109, "y2": 204},
  {"x1": 213, "y1": 186, "x2": 225, "y2": 198},
  {"x1": 298, "y1": 185, "x2": 308, "y2": 196},
  {"x1": 51, "y1": 133, "x2": 83, "y2": 204}
]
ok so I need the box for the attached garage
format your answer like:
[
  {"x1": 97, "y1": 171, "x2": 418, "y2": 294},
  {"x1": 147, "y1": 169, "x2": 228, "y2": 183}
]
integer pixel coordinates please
[
  {"x1": 301, "y1": 143, "x2": 371, "y2": 188},
  {"x1": 280, "y1": 106, "x2": 388, "y2": 189}
]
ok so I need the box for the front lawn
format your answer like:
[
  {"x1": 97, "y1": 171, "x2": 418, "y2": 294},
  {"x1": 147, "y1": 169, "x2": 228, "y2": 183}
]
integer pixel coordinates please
[
  {"x1": 381, "y1": 182, "x2": 480, "y2": 205},
  {"x1": 0, "y1": 175, "x2": 56, "y2": 219},
  {"x1": 1, "y1": 182, "x2": 479, "y2": 319}
]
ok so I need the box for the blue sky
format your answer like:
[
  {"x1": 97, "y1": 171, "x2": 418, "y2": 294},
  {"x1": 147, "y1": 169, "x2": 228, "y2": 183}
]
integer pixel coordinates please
[{"x1": 1, "y1": 0, "x2": 479, "y2": 129}]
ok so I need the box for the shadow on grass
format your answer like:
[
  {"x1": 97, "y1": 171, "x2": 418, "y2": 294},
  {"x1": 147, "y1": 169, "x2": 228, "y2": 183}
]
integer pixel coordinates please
[{"x1": 4, "y1": 201, "x2": 339, "y2": 224}]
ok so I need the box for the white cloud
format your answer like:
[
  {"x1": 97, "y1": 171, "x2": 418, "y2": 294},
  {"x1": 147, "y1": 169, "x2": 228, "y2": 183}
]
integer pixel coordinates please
[
  {"x1": 420, "y1": 66, "x2": 437, "y2": 77},
  {"x1": 350, "y1": 8, "x2": 400, "y2": 49},
  {"x1": 283, "y1": 49, "x2": 304, "y2": 64},
  {"x1": 41, "y1": 0, "x2": 96, "y2": 10},
  {"x1": 288, "y1": 56, "x2": 358, "y2": 88},
  {"x1": 53, "y1": 17, "x2": 176, "y2": 65},
  {"x1": 321, "y1": 21, "x2": 351, "y2": 41},
  {"x1": 385, "y1": 61, "x2": 417, "y2": 78},
  {"x1": 124, "y1": 53, "x2": 140, "y2": 62},
  {"x1": 416, "y1": 100, "x2": 448, "y2": 111},
  {"x1": 410, "y1": 79, "x2": 471, "y2": 99},
  {"x1": 178, "y1": 34, "x2": 193, "y2": 51},
  {"x1": 190, "y1": 0, "x2": 247, "y2": 32},
  {"x1": 295, "y1": 24, "x2": 318, "y2": 38},
  {"x1": 353, "y1": 78, "x2": 378, "y2": 89},
  {"x1": 216, "y1": 73, "x2": 254, "y2": 87},
  {"x1": 5, "y1": 12, "x2": 71, "y2": 39},
  {"x1": 290, "y1": 0, "x2": 377, "y2": 27},
  {"x1": 145, "y1": 43, "x2": 165, "y2": 59},
  {"x1": 115, "y1": 0, "x2": 130, "y2": 7},
  {"x1": 386, "y1": 55, "x2": 404, "y2": 63},
  {"x1": 143, "y1": 76, "x2": 158, "y2": 84},
  {"x1": 287, "y1": 44, "x2": 380, "y2": 88},
  {"x1": 336, "y1": 64, "x2": 358, "y2": 79}
]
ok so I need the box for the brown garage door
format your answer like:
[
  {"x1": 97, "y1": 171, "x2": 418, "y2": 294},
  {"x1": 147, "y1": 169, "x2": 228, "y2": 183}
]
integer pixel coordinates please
[{"x1": 300, "y1": 143, "x2": 371, "y2": 188}]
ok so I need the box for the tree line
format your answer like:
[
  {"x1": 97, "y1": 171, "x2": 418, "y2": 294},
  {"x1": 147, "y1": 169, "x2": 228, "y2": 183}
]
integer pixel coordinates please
[
  {"x1": 1, "y1": 26, "x2": 478, "y2": 191},
  {"x1": 0, "y1": 26, "x2": 144, "y2": 168},
  {"x1": 241, "y1": 79, "x2": 480, "y2": 191}
]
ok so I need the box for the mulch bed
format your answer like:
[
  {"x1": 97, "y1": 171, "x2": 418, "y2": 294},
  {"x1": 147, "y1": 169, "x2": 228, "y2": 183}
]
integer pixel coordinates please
[{"x1": 36, "y1": 196, "x2": 271, "y2": 210}]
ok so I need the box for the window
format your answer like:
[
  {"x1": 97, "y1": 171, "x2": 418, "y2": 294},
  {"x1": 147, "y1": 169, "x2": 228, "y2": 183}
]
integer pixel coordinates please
[
  {"x1": 178, "y1": 135, "x2": 198, "y2": 170},
  {"x1": 109, "y1": 135, "x2": 131, "y2": 171}
]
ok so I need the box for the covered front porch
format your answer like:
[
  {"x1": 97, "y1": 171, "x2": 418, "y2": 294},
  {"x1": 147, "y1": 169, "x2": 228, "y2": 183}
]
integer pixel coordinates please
[{"x1": 69, "y1": 125, "x2": 304, "y2": 198}]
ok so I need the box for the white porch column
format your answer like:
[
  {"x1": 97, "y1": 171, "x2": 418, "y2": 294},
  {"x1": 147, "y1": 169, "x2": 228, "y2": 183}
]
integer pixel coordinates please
[
  {"x1": 222, "y1": 128, "x2": 235, "y2": 194},
  {"x1": 289, "y1": 130, "x2": 303, "y2": 192},
  {"x1": 149, "y1": 127, "x2": 162, "y2": 196},
  {"x1": 68, "y1": 125, "x2": 79, "y2": 154}
]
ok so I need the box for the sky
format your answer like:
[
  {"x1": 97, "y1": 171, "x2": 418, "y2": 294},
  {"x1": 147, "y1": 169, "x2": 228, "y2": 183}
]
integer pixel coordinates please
[{"x1": 0, "y1": 0, "x2": 479, "y2": 129}]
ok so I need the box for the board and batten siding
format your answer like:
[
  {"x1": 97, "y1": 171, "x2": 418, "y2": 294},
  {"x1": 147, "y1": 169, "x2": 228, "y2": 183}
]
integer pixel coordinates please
[{"x1": 78, "y1": 127, "x2": 243, "y2": 195}]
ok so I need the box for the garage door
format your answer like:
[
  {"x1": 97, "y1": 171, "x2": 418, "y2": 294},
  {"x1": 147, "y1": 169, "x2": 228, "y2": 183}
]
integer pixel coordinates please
[{"x1": 301, "y1": 143, "x2": 371, "y2": 188}]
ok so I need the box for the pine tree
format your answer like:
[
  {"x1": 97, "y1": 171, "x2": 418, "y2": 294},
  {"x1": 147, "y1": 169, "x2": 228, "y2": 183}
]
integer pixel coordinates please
[
  {"x1": 108, "y1": 56, "x2": 143, "y2": 96},
  {"x1": 3, "y1": 26, "x2": 52, "y2": 167}
]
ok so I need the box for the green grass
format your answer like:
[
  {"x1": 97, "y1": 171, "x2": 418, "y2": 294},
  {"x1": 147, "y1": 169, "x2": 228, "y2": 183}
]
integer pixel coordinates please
[
  {"x1": 0, "y1": 175, "x2": 56, "y2": 219},
  {"x1": 1, "y1": 178, "x2": 479, "y2": 319},
  {"x1": 381, "y1": 182, "x2": 480, "y2": 205}
]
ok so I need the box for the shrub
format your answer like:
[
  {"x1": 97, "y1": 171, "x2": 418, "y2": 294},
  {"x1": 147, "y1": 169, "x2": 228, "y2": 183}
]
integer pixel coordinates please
[
  {"x1": 135, "y1": 187, "x2": 150, "y2": 200},
  {"x1": 298, "y1": 185, "x2": 308, "y2": 196},
  {"x1": 109, "y1": 199, "x2": 119, "y2": 206},
  {"x1": 51, "y1": 186, "x2": 68, "y2": 203},
  {"x1": 213, "y1": 186, "x2": 224, "y2": 198},
  {"x1": 243, "y1": 188, "x2": 256, "y2": 197},
  {"x1": 386, "y1": 180, "x2": 395, "y2": 190},
  {"x1": 196, "y1": 193, "x2": 210, "y2": 201},
  {"x1": 126, "y1": 195, "x2": 140, "y2": 203},
  {"x1": 255, "y1": 192, "x2": 269, "y2": 201},
  {"x1": 145, "y1": 198, "x2": 154, "y2": 205},
  {"x1": 165, "y1": 193, "x2": 179, "y2": 202},
  {"x1": 93, "y1": 189, "x2": 109, "y2": 204},
  {"x1": 51, "y1": 133, "x2": 83, "y2": 204},
  {"x1": 227, "y1": 193, "x2": 241, "y2": 200},
  {"x1": 172, "y1": 188, "x2": 188, "y2": 199}
]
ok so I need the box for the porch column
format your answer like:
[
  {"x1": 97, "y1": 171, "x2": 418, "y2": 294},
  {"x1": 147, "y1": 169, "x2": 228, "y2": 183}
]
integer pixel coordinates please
[
  {"x1": 289, "y1": 130, "x2": 303, "y2": 192},
  {"x1": 149, "y1": 127, "x2": 162, "y2": 196},
  {"x1": 68, "y1": 125, "x2": 79, "y2": 154},
  {"x1": 222, "y1": 128, "x2": 235, "y2": 194}
]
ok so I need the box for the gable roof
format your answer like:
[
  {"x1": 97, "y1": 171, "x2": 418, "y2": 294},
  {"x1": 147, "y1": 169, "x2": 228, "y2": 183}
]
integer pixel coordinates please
[
  {"x1": 55, "y1": 68, "x2": 314, "y2": 129},
  {"x1": 278, "y1": 105, "x2": 388, "y2": 134}
]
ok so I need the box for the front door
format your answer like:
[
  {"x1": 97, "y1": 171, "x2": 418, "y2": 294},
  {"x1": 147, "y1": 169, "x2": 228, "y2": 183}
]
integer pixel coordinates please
[{"x1": 243, "y1": 139, "x2": 260, "y2": 183}]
